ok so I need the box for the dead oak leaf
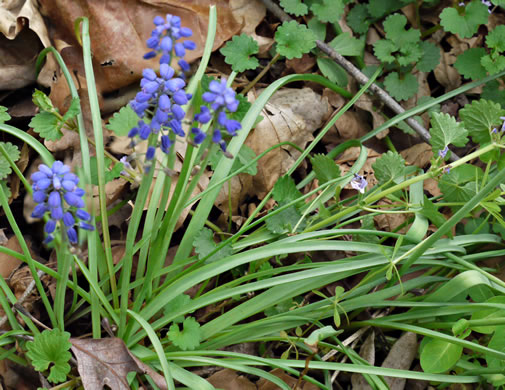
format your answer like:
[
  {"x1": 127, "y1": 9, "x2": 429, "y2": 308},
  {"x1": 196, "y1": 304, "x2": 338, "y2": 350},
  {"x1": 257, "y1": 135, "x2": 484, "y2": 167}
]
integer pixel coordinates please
[{"x1": 70, "y1": 337, "x2": 167, "y2": 390}]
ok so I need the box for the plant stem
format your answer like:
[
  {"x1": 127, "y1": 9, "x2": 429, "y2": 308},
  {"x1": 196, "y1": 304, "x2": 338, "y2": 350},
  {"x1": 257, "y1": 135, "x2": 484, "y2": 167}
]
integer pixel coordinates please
[{"x1": 242, "y1": 53, "x2": 281, "y2": 95}]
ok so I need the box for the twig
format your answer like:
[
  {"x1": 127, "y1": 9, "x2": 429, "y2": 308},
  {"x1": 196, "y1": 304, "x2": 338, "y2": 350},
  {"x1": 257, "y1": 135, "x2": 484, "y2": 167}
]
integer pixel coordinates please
[{"x1": 260, "y1": 0, "x2": 460, "y2": 162}]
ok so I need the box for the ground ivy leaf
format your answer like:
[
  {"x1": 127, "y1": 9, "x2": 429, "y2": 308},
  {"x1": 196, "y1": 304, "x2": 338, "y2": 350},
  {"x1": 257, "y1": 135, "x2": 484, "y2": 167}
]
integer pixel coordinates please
[
  {"x1": 62, "y1": 97, "x2": 81, "y2": 122},
  {"x1": 482, "y1": 80, "x2": 505, "y2": 103},
  {"x1": 372, "y1": 151, "x2": 406, "y2": 184},
  {"x1": 486, "y1": 25, "x2": 505, "y2": 52},
  {"x1": 316, "y1": 57, "x2": 348, "y2": 86},
  {"x1": 26, "y1": 329, "x2": 71, "y2": 384},
  {"x1": 106, "y1": 105, "x2": 139, "y2": 137},
  {"x1": 481, "y1": 52, "x2": 505, "y2": 75},
  {"x1": 29, "y1": 111, "x2": 63, "y2": 141},
  {"x1": 279, "y1": 0, "x2": 308, "y2": 16},
  {"x1": 265, "y1": 205, "x2": 305, "y2": 234},
  {"x1": 275, "y1": 20, "x2": 316, "y2": 59},
  {"x1": 329, "y1": 32, "x2": 364, "y2": 57},
  {"x1": 163, "y1": 294, "x2": 192, "y2": 323},
  {"x1": 373, "y1": 39, "x2": 397, "y2": 64},
  {"x1": 194, "y1": 227, "x2": 232, "y2": 263},
  {"x1": 454, "y1": 48, "x2": 488, "y2": 80},
  {"x1": 368, "y1": 0, "x2": 400, "y2": 18},
  {"x1": 440, "y1": 0, "x2": 489, "y2": 38},
  {"x1": 438, "y1": 164, "x2": 483, "y2": 202},
  {"x1": 429, "y1": 112, "x2": 469, "y2": 158},
  {"x1": 459, "y1": 99, "x2": 505, "y2": 145},
  {"x1": 383, "y1": 72, "x2": 418, "y2": 101},
  {"x1": 383, "y1": 14, "x2": 420, "y2": 46},
  {"x1": 168, "y1": 317, "x2": 201, "y2": 351},
  {"x1": 347, "y1": 4, "x2": 371, "y2": 35},
  {"x1": 397, "y1": 43, "x2": 423, "y2": 66},
  {"x1": 0, "y1": 106, "x2": 11, "y2": 123},
  {"x1": 0, "y1": 142, "x2": 20, "y2": 180},
  {"x1": 220, "y1": 34, "x2": 259, "y2": 72},
  {"x1": 272, "y1": 175, "x2": 303, "y2": 205},
  {"x1": 310, "y1": 154, "x2": 340, "y2": 184},
  {"x1": 311, "y1": 0, "x2": 344, "y2": 23},
  {"x1": 416, "y1": 41, "x2": 441, "y2": 72}
]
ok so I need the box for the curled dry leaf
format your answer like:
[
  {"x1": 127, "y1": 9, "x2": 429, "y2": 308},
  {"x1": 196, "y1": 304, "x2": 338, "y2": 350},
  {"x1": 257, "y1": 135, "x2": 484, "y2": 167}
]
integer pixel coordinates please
[
  {"x1": 70, "y1": 337, "x2": 167, "y2": 390},
  {"x1": 434, "y1": 52, "x2": 461, "y2": 91},
  {"x1": 0, "y1": 0, "x2": 57, "y2": 89},
  {"x1": 0, "y1": 236, "x2": 24, "y2": 279},
  {"x1": 245, "y1": 87, "x2": 331, "y2": 198}
]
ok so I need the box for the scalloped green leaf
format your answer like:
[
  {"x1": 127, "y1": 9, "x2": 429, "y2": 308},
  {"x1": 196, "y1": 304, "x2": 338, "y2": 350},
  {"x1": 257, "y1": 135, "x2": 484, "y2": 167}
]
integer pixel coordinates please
[
  {"x1": 167, "y1": 317, "x2": 201, "y2": 351},
  {"x1": 329, "y1": 33, "x2": 364, "y2": 57},
  {"x1": 372, "y1": 151, "x2": 406, "y2": 184},
  {"x1": 29, "y1": 111, "x2": 63, "y2": 141},
  {"x1": 440, "y1": 0, "x2": 489, "y2": 38},
  {"x1": 275, "y1": 21, "x2": 316, "y2": 60},
  {"x1": 26, "y1": 329, "x2": 71, "y2": 384},
  {"x1": 383, "y1": 72, "x2": 418, "y2": 101},
  {"x1": 459, "y1": 99, "x2": 505, "y2": 145},
  {"x1": 0, "y1": 106, "x2": 11, "y2": 123},
  {"x1": 454, "y1": 48, "x2": 488, "y2": 80},
  {"x1": 279, "y1": 0, "x2": 308, "y2": 16},
  {"x1": 0, "y1": 142, "x2": 20, "y2": 180},
  {"x1": 106, "y1": 105, "x2": 139, "y2": 137},
  {"x1": 429, "y1": 112, "x2": 469, "y2": 159},
  {"x1": 220, "y1": 34, "x2": 259, "y2": 72},
  {"x1": 416, "y1": 41, "x2": 441, "y2": 72},
  {"x1": 311, "y1": 0, "x2": 344, "y2": 23},
  {"x1": 310, "y1": 154, "x2": 340, "y2": 184},
  {"x1": 194, "y1": 227, "x2": 232, "y2": 264}
]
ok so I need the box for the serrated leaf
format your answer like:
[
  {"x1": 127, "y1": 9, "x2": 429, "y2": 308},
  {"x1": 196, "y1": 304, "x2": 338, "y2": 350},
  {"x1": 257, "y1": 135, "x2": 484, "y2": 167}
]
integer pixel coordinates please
[
  {"x1": 397, "y1": 43, "x2": 423, "y2": 66},
  {"x1": 481, "y1": 52, "x2": 505, "y2": 75},
  {"x1": 311, "y1": 0, "x2": 344, "y2": 23},
  {"x1": 265, "y1": 205, "x2": 306, "y2": 234},
  {"x1": 373, "y1": 39, "x2": 398, "y2": 64},
  {"x1": 429, "y1": 112, "x2": 468, "y2": 158},
  {"x1": 0, "y1": 106, "x2": 11, "y2": 123},
  {"x1": 167, "y1": 317, "x2": 201, "y2": 351},
  {"x1": 163, "y1": 294, "x2": 192, "y2": 323},
  {"x1": 329, "y1": 33, "x2": 364, "y2": 57},
  {"x1": 310, "y1": 154, "x2": 340, "y2": 184},
  {"x1": 347, "y1": 4, "x2": 371, "y2": 35},
  {"x1": 482, "y1": 80, "x2": 505, "y2": 104},
  {"x1": 26, "y1": 329, "x2": 71, "y2": 383},
  {"x1": 459, "y1": 99, "x2": 505, "y2": 145},
  {"x1": 275, "y1": 21, "x2": 316, "y2": 60},
  {"x1": 280, "y1": 0, "x2": 308, "y2": 16},
  {"x1": 106, "y1": 105, "x2": 139, "y2": 136},
  {"x1": 454, "y1": 48, "x2": 488, "y2": 80},
  {"x1": 416, "y1": 41, "x2": 441, "y2": 72},
  {"x1": 194, "y1": 227, "x2": 232, "y2": 263},
  {"x1": 384, "y1": 72, "x2": 418, "y2": 101},
  {"x1": 220, "y1": 34, "x2": 259, "y2": 72},
  {"x1": 440, "y1": 0, "x2": 489, "y2": 38},
  {"x1": 317, "y1": 57, "x2": 348, "y2": 86},
  {"x1": 62, "y1": 97, "x2": 81, "y2": 122},
  {"x1": 272, "y1": 175, "x2": 303, "y2": 205},
  {"x1": 486, "y1": 25, "x2": 505, "y2": 52},
  {"x1": 0, "y1": 142, "x2": 20, "y2": 180},
  {"x1": 383, "y1": 14, "x2": 420, "y2": 46},
  {"x1": 29, "y1": 111, "x2": 63, "y2": 141},
  {"x1": 32, "y1": 89, "x2": 56, "y2": 113},
  {"x1": 372, "y1": 151, "x2": 406, "y2": 184},
  {"x1": 89, "y1": 157, "x2": 124, "y2": 185},
  {"x1": 438, "y1": 164, "x2": 482, "y2": 202}
]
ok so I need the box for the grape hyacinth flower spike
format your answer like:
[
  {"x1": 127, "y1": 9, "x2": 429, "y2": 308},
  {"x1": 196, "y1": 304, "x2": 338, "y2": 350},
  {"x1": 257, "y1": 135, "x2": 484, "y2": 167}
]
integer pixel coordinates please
[
  {"x1": 31, "y1": 161, "x2": 94, "y2": 244},
  {"x1": 128, "y1": 14, "x2": 196, "y2": 167},
  {"x1": 194, "y1": 77, "x2": 242, "y2": 154}
]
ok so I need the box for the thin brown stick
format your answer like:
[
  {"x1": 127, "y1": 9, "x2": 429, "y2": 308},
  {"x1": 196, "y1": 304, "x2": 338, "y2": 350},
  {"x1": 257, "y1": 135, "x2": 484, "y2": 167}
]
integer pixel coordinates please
[{"x1": 260, "y1": 0, "x2": 460, "y2": 161}]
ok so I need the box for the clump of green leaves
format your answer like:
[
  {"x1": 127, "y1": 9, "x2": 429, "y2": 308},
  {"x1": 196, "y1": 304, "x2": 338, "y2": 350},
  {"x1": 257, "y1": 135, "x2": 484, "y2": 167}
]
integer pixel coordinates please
[
  {"x1": 373, "y1": 13, "x2": 440, "y2": 100},
  {"x1": 440, "y1": 0, "x2": 489, "y2": 39}
]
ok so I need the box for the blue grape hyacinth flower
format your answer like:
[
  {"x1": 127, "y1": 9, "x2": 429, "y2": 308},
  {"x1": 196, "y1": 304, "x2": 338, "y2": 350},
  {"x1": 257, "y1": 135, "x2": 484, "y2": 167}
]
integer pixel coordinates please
[
  {"x1": 194, "y1": 78, "x2": 242, "y2": 153},
  {"x1": 31, "y1": 161, "x2": 94, "y2": 244}
]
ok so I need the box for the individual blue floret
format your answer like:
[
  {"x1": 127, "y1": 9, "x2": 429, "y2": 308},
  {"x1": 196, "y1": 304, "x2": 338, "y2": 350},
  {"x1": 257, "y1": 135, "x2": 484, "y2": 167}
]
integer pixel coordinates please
[{"x1": 31, "y1": 161, "x2": 94, "y2": 244}]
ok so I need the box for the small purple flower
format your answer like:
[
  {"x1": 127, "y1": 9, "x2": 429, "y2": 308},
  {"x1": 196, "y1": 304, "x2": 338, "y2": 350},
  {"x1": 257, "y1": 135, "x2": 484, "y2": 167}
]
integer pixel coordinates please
[
  {"x1": 30, "y1": 161, "x2": 94, "y2": 245},
  {"x1": 443, "y1": 166, "x2": 451, "y2": 174},
  {"x1": 438, "y1": 146, "x2": 449, "y2": 159},
  {"x1": 350, "y1": 174, "x2": 367, "y2": 194},
  {"x1": 500, "y1": 116, "x2": 505, "y2": 132}
]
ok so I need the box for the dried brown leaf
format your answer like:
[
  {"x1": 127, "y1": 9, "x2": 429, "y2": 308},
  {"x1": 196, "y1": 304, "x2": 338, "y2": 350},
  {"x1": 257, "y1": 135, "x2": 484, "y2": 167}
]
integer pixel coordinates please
[
  {"x1": 257, "y1": 368, "x2": 319, "y2": 390},
  {"x1": 207, "y1": 368, "x2": 256, "y2": 390},
  {"x1": 400, "y1": 143, "x2": 433, "y2": 168},
  {"x1": 351, "y1": 331, "x2": 375, "y2": 390},
  {"x1": 0, "y1": 236, "x2": 23, "y2": 279},
  {"x1": 380, "y1": 332, "x2": 418, "y2": 390},
  {"x1": 70, "y1": 337, "x2": 167, "y2": 390}
]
